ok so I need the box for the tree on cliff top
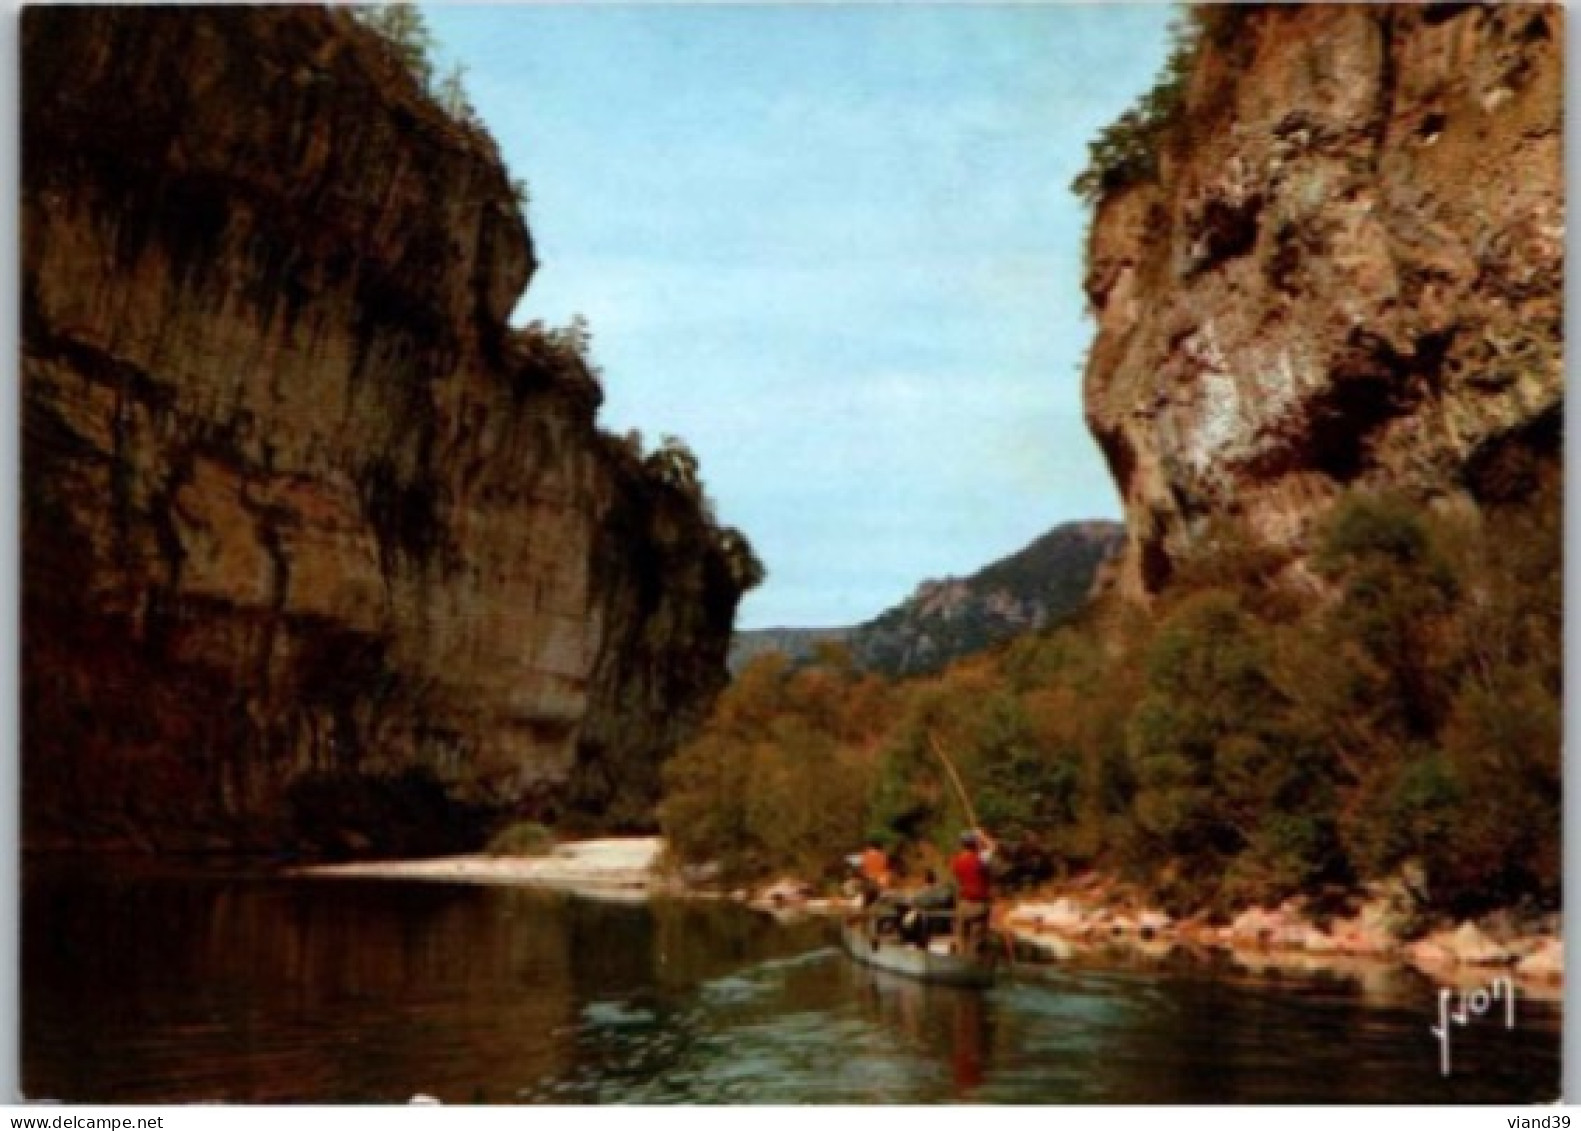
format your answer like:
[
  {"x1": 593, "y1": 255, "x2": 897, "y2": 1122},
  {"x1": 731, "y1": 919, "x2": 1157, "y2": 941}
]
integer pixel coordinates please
[
  {"x1": 353, "y1": 3, "x2": 437, "y2": 90},
  {"x1": 1071, "y1": 13, "x2": 1198, "y2": 205},
  {"x1": 1070, "y1": 5, "x2": 1259, "y2": 208},
  {"x1": 351, "y1": 6, "x2": 530, "y2": 220}
]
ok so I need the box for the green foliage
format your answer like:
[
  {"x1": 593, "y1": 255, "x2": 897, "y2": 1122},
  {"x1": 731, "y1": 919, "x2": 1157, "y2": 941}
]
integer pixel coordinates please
[
  {"x1": 1071, "y1": 14, "x2": 1200, "y2": 205},
  {"x1": 661, "y1": 484, "x2": 1558, "y2": 917},
  {"x1": 1319, "y1": 494, "x2": 1430, "y2": 565},
  {"x1": 1436, "y1": 668, "x2": 1562, "y2": 908},
  {"x1": 351, "y1": 7, "x2": 534, "y2": 229},
  {"x1": 1220, "y1": 812, "x2": 1342, "y2": 911},
  {"x1": 437, "y1": 61, "x2": 473, "y2": 121},
  {"x1": 1305, "y1": 489, "x2": 1557, "y2": 913},
  {"x1": 634, "y1": 434, "x2": 764, "y2": 593},
  {"x1": 1168, "y1": 517, "x2": 1298, "y2": 622},
  {"x1": 1118, "y1": 589, "x2": 1346, "y2": 908},
  {"x1": 522, "y1": 314, "x2": 593, "y2": 366},
  {"x1": 714, "y1": 526, "x2": 767, "y2": 593},
  {"x1": 1343, "y1": 750, "x2": 1460, "y2": 883},
  {"x1": 659, "y1": 653, "x2": 888, "y2": 882},
  {"x1": 647, "y1": 434, "x2": 702, "y2": 495},
  {"x1": 971, "y1": 695, "x2": 1075, "y2": 836},
  {"x1": 1069, "y1": 4, "x2": 1260, "y2": 215},
  {"x1": 352, "y1": 5, "x2": 489, "y2": 141},
  {"x1": 486, "y1": 820, "x2": 555, "y2": 857},
  {"x1": 353, "y1": 3, "x2": 438, "y2": 91},
  {"x1": 518, "y1": 316, "x2": 604, "y2": 408},
  {"x1": 1315, "y1": 493, "x2": 1460, "y2": 738}
]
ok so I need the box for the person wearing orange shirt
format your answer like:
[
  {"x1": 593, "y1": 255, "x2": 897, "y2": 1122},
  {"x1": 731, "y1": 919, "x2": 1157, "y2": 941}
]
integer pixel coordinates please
[
  {"x1": 848, "y1": 838, "x2": 894, "y2": 911},
  {"x1": 859, "y1": 839, "x2": 892, "y2": 893}
]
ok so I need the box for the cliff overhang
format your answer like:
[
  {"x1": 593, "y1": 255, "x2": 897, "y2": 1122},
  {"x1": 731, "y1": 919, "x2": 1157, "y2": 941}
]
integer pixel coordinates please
[
  {"x1": 22, "y1": 7, "x2": 750, "y2": 854},
  {"x1": 1080, "y1": 4, "x2": 1562, "y2": 599}
]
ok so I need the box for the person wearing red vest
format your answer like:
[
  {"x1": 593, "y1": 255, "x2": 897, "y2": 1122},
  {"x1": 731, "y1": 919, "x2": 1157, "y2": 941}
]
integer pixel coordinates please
[{"x1": 950, "y1": 829, "x2": 996, "y2": 950}]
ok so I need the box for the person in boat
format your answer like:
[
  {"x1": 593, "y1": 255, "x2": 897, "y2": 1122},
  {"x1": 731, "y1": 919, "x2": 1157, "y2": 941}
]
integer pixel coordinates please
[
  {"x1": 899, "y1": 868, "x2": 955, "y2": 947},
  {"x1": 912, "y1": 868, "x2": 954, "y2": 911},
  {"x1": 860, "y1": 839, "x2": 892, "y2": 887},
  {"x1": 950, "y1": 829, "x2": 996, "y2": 948},
  {"x1": 856, "y1": 838, "x2": 893, "y2": 908}
]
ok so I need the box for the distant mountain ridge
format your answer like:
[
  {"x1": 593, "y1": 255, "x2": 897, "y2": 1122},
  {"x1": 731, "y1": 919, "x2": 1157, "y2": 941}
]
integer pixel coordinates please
[
  {"x1": 728, "y1": 626, "x2": 853, "y2": 671},
  {"x1": 733, "y1": 520, "x2": 1124, "y2": 677}
]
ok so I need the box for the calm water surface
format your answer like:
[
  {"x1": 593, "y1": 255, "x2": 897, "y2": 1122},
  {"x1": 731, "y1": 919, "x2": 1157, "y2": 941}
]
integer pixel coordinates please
[{"x1": 23, "y1": 861, "x2": 1560, "y2": 1103}]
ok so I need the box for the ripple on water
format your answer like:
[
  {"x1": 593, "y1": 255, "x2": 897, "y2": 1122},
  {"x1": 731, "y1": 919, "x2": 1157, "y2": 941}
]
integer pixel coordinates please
[
  {"x1": 23, "y1": 871, "x2": 1561, "y2": 1104},
  {"x1": 580, "y1": 1000, "x2": 658, "y2": 1027}
]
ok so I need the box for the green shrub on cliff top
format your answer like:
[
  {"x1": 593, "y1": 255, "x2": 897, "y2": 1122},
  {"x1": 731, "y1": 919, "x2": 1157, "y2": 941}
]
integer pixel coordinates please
[
  {"x1": 641, "y1": 435, "x2": 766, "y2": 593},
  {"x1": 352, "y1": 6, "x2": 535, "y2": 222},
  {"x1": 1070, "y1": 6, "x2": 1262, "y2": 208},
  {"x1": 351, "y1": 5, "x2": 493, "y2": 138},
  {"x1": 1071, "y1": 14, "x2": 1199, "y2": 205},
  {"x1": 352, "y1": 3, "x2": 437, "y2": 90}
]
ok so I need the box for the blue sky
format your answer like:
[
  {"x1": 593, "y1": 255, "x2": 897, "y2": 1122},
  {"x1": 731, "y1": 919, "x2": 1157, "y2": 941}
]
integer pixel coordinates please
[{"x1": 422, "y1": 3, "x2": 1178, "y2": 630}]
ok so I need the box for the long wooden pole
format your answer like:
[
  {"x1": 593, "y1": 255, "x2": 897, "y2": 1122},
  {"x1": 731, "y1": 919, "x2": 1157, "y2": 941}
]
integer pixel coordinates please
[
  {"x1": 929, "y1": 731, "x2": 1012, "y2": 972},
  {"x1": 927, "y1": 731, "x2": 981, "y2": 833}
]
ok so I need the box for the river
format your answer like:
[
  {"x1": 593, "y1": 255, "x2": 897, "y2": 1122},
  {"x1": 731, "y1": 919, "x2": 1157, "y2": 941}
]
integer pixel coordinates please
[{"x1": 22, "y1": 861, "x2": 1560, "y2": 1103}]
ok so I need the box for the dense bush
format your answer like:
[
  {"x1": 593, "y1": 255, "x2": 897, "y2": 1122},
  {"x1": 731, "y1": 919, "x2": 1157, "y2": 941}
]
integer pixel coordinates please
[
  {"x1": 486, "y1": 820, "x2": 555, "y2": 857},
  {"x1": 660, "y1": 484, "x2": 1560, "y2": 918},
  {"x1": 659, "y1": 651, "x2": 890, "y2": 881}
]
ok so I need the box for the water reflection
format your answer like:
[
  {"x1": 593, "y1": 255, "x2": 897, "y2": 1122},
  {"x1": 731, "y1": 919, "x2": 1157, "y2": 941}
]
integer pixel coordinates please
[
  {"x1": 22, "y1": 863, "x2": 1561, "y2": 1104},
  {"x1": 848, "y1": 969, "x2": 991, "y2": 1099}
]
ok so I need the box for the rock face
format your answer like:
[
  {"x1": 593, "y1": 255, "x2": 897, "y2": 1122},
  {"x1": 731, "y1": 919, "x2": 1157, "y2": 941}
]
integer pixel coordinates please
[
  {"x1": 22, "y1": 8, "x2": 749, "y2": 851},
  {"x1": 1083, "y1": 4, "x2": 1562, "y2": 599}
]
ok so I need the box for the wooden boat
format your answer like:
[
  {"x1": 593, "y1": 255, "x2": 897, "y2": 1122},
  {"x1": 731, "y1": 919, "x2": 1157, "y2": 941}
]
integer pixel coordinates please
[{"x1": 840, "y1": 908, "x2": 998, "y2": 988}]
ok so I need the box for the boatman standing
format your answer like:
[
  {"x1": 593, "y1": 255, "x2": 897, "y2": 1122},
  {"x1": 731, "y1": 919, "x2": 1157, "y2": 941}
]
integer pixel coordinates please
[{"x1": 951, "y1": 829, "x2": 996, "y2": 949}]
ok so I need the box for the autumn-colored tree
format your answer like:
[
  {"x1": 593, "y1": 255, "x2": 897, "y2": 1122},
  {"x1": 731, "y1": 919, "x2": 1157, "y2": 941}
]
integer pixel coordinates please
[
  {"x1": 658, "y1": 483, "x2": 1556, "y2": 918},
  {"x1": 659, "y1": 652, "x2": 884, "y2": 882}
]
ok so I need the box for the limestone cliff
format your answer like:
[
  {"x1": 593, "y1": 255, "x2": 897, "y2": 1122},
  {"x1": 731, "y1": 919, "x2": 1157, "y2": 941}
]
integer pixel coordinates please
[
  {"x1": 22, "y1": 8, "x2": 752, "y2": 851},
  {"x1": 1083, "y1": 4, "x2": 1562, "y2": 599}
]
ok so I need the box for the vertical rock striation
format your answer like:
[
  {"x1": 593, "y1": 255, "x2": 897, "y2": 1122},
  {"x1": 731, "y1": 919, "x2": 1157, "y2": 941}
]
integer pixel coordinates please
[
  {"x1": 1082, "y1": 4, "x2": 1562, "y2": 599},
  {"x1": 23, "y1": 8, "x2": 750, "y2": 852}
]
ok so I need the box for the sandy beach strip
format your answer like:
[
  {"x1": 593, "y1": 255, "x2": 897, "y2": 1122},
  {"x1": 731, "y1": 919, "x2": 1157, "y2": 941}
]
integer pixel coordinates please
[{"x1": 293, "y1": 836, "x2": 666, "y2": 900}]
